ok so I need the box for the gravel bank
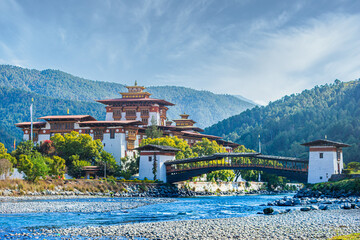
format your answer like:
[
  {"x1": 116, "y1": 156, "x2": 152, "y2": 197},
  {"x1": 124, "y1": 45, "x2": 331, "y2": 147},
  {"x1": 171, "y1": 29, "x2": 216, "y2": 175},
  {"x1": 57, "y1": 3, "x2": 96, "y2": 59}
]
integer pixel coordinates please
[
  {"x1": 38, "y1": 209, "x2": 360, "y2": 239},
  {"x1": 0, "y1": 197, "x2": 175, "y2": 214}
]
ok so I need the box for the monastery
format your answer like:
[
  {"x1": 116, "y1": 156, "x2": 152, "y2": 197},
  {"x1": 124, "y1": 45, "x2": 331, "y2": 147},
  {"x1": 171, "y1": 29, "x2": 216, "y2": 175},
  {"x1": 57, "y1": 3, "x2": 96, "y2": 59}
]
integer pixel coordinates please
[{"x1": 16, "y1": 83, "x2": 239, "y2": 163}]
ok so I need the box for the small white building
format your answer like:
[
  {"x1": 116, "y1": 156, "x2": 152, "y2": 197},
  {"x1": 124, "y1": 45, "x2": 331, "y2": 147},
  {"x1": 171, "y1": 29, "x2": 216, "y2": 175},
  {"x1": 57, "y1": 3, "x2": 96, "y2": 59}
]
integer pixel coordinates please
[
  {"x1": 302, "y1": 139, "x2": 350, "y2": 184},
  {"x1": 137, "y1": 144, "x2": 180, "y2": 183}
]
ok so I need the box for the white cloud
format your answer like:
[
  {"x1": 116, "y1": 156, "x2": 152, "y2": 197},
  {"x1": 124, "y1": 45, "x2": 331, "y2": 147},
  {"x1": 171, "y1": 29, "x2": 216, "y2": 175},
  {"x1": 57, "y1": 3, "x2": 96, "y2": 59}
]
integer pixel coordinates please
[{"x1": 183, "y1": 13, "x2": 360, "y2": 103}]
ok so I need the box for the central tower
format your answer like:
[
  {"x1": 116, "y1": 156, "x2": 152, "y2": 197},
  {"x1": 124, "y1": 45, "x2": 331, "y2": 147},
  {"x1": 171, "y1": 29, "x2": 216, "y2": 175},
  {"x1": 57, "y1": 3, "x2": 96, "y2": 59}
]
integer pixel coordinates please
[{"x1": 97, "y1": 83, "x2": 174, "y2": 126}]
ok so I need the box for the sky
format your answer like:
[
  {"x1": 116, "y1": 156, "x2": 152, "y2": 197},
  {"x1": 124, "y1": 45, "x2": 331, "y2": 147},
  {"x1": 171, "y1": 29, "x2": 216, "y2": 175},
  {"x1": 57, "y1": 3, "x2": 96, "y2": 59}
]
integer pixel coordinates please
[{"x1": 1, "y1": 0, "x2": 360, "y2": 105}]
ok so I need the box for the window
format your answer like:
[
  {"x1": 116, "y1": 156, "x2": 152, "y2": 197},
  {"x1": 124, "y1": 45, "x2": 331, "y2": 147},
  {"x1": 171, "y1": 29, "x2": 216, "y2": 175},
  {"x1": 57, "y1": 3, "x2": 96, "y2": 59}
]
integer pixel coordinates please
[
  {"x1": 320, "y1": 176, "x2": 323, "y2": 180},
  {"x1": 93, "y1": 129, "x2": 103, "y2": 140},
  {"x1": 148, "y1": 156, "x2": 152, "y2": 162},
  {"x1": 113, "y1": 109, "x2": 121, "y2": 117},
  {"x1": 142, "y1": 118, "x2": 148, "y2": 125},
  {"x1": 141, "y1": 110, "x2": 149, "y2": 116},
  {"x1": 110, "y1": 129, "x2": 115, "y2": 139},
  {"x1": 319, "y1": 153, "x2": 323, "y2": 159},
  {"x1": 126, "y1": 110, "x2": 136, "y2": 116}
]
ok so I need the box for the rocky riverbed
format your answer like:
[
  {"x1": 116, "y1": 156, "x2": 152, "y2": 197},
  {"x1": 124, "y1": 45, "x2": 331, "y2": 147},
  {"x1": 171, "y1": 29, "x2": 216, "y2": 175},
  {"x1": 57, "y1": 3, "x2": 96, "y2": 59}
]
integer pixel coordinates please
[
  {"x1": 0, "y1": 196, "x2": 175, "y2": 214},
  {"x1": 28, "y1": 208, "x2": 360, "y2": 239}
]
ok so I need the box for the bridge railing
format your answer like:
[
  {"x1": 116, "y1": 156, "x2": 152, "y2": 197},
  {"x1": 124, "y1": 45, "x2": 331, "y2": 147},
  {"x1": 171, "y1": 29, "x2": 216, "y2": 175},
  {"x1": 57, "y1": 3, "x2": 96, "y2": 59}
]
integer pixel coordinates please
[{"x1": 166, "y1": 156, "x2": 308, "y2": 173}]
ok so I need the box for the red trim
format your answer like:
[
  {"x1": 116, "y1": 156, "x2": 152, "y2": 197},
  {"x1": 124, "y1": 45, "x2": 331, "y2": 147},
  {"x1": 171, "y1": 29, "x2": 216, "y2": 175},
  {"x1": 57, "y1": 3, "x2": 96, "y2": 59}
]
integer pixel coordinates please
[
  {"x1": 309, "y1": 147, "x2": 338, "y2": 152},
  {"x1": 140, "y1": 152, "x2": 175, "y2": 156}
]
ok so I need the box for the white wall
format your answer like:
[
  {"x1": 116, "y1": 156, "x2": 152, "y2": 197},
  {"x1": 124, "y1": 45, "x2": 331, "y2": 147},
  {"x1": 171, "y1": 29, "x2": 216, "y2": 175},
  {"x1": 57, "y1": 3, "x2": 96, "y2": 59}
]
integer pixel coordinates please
[
  {"x1": 149, "y1": 112, "x2": 160, "y2": 126},
  {"x1": 102, "y1": 131, "x2": 126, "y2": 164},
  {"x1": 105, "y1": 112, "x2": 114, "y2": 121},
  {"x1": 23, "y1": 133, "x2": 30, "y2": 141},
  {"x1": 308, "y1": 148, "x2": 342, "y2": 184},
  {"x1": 38, "y1": 133, "x2": 50, "y2": 143},
  {"x1": 138, "y1": 151, "x2": 175, "y2": 182}
]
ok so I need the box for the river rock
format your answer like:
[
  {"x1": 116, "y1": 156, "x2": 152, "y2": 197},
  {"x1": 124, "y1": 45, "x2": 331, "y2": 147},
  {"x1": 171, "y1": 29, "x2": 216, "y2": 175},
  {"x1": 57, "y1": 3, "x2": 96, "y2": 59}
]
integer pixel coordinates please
[
  {"x1": 319, "y1": 205, "x2": 328, "y2": 210},
  {"x1": 342, "y1": 203, "x2": 352, "y2": 209},
  {"x1": 300, "y1": 207, "x2": 311, "y2": 211},
  {"x1": 263, "y1": 207, "x2": 274, "y2": 215}
]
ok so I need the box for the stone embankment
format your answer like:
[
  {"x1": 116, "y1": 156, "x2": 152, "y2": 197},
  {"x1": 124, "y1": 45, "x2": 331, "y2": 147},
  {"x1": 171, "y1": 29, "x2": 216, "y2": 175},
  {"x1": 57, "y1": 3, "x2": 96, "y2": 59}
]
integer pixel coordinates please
[{"x1": 0, "y1": 181, "x2": 295, "y2": 198}]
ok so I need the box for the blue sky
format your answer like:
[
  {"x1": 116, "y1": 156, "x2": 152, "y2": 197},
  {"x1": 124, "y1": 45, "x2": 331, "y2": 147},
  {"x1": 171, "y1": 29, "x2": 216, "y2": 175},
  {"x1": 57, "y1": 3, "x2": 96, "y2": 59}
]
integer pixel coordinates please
[{"x1": 1, "y1": 0, "x2": 360, "y2": 104}]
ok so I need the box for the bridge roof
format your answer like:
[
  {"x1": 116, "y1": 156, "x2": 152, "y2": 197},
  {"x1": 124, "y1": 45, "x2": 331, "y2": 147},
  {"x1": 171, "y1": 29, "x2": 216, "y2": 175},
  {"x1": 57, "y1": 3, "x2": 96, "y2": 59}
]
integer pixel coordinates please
[
  {"x1": 301, "y1": 139, "x2": 350, "y2": 147},
  {"x1": 164, "y1": 152, "x2": 307, "y2": 165},
  {"x1": 136, "y1": 144, "x2": 181, "y2": 152},
  {"x1": 256, "y1": 154, "x2": 307, "y2": 162}
]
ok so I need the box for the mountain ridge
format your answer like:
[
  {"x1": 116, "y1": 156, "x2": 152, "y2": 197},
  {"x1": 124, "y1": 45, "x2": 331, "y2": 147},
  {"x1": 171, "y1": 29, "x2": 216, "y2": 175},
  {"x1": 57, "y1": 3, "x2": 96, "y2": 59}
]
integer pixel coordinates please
[{"x1": 205, "y1": 79, "x2": 360, "y2": 163}]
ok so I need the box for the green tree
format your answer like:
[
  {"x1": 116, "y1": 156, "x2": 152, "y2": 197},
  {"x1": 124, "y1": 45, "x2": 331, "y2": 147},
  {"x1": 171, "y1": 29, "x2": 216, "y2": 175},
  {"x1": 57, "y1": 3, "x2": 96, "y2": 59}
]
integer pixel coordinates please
[
  {"x1": 0, "y1": 142, "x2": 16, "y2": 165},
  {"x1": 192, "y1": 138, "x2": 227, "y2": 156},
  {"x1": 141, "y1": 136, "x2": 195, "y2": 159},
  {"x1": 17, "y1": 154, "x2": 49, "y2": 182},
  {"x1": 96, "y1": 151, "x2": 119, "y2": 178},
  {"x1": 51, "y1": 131, "x2": 103, "y2": 165},
  {"x1": 120, "y1": 155, "x2": 139, "y2": 179},
  {"x1": 347, "y1": 162, "x2": 360, "y2": 171},
  {"x1": 46, "y1": 156, "x2": 66, "y2": 178},
  {"x1": 67, "y1": 155, "x2": 91, "y2": 178},
  {"x1": 11, "y1": 141, "x2": 36, "y2": 164},
  {"x1": 145, "y1": 117, "x2": 163, "y2": 138}
]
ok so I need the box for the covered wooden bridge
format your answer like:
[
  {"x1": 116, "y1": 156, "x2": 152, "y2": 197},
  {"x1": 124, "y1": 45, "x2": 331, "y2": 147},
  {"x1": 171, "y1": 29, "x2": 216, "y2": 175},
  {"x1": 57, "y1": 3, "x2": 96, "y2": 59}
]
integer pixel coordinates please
[{"x1": 164, "y1": 152, "x2": 308, "y2": 183}]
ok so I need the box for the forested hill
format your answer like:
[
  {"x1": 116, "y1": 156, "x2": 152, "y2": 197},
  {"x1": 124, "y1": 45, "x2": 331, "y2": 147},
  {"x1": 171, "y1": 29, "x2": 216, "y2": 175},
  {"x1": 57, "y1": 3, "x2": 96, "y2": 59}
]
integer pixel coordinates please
[
  {"x1": 204, "y1": 79, "x2": 360, "y2": 163},
  {"x1": 0, "y1": 86, "x2": 105, "y2": 150},
  {"x1": 0, "y1": 65, "x2": 255, "y2": 128}
]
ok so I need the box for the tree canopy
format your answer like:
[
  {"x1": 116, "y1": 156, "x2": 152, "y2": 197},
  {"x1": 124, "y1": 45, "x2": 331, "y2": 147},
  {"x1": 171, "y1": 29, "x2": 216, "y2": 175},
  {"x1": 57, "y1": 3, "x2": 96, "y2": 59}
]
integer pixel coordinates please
[{"x1": 205, "y1": 79, "x2": 360, "y2": 163}]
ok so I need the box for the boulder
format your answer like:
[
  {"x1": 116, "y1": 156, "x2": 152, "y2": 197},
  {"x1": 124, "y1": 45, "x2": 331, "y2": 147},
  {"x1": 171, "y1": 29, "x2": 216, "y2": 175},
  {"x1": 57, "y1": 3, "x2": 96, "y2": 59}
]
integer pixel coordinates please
[
  {"x1": 263, "y1": 207, "x2": 274, "y2": 215},
  {"x1": 319, "y1": 205, "x2": 328, "y2": 210},
  {"x1": 342, "y1": 203, "x2": 352, "y2": 209},
  {"x1": 300, "y1": 207, "x2": 311, "y2": 211}
]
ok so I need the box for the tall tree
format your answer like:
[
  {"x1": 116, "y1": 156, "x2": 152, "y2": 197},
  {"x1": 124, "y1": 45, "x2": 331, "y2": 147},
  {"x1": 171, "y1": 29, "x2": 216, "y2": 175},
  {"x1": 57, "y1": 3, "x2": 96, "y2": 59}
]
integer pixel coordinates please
[{"x1": 145, "y1": 117, "x2": 163, "y2": 139}]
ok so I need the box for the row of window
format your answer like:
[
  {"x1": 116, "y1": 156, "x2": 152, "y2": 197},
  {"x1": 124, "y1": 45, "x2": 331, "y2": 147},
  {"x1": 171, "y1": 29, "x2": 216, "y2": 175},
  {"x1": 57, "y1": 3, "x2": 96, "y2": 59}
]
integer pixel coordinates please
[
  {"x1": 177, "y1": 122, "x2": 190, "y2": 126},
  {"x1": 51, "y1": 122, "x2": 74, "y2": 130},
  {"x1": 123, "y1": 95, "x2": 146, "y2": 98}
]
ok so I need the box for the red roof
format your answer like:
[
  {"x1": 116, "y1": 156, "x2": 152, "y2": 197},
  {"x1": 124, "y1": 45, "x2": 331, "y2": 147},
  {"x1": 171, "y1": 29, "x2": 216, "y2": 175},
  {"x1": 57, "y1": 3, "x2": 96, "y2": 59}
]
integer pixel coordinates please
[
  {"x1": 15, "y1": 122, "x2": 46, "y2": 128},
  {"x1": 78, "y1": 120, "x2": 142, "y2": 127},
  {"x1": 181, "y1": 131, "x2": 222, "y2": 139},
  {"x1": 38, "y1": 115, "x2": 96, "y2": 121},
  {"x1": 96, "y1": 98, "x2": 175, "y2": 106}
]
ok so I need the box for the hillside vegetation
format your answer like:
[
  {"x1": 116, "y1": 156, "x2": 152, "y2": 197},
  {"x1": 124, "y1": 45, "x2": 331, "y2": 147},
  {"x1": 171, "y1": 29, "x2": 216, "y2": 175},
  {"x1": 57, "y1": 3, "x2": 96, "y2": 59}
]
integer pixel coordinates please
[
  {"x1": 0, "y1": 65, "x2": 255, "y2": 128},
  {"x1": 205, "y1": 79, "x2": 360, "y2": 163},
  {"x1": 0, "y1": 86, "x2": 104, "y2": 150}
]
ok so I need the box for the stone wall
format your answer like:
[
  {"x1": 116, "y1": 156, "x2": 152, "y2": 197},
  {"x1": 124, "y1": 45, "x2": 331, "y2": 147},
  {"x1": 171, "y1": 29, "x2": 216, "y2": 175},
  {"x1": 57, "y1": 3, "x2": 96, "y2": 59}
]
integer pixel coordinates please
[{"x1": 175, "y1": 181, "x2": 266, "y2": 193}]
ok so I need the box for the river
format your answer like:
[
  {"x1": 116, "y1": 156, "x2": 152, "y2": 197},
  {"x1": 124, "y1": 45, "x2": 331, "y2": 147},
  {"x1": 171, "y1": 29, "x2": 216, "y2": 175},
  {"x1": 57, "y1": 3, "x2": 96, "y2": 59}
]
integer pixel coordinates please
[{"x1": 0, "y1": 194, "x2": 295, "y2": 238}]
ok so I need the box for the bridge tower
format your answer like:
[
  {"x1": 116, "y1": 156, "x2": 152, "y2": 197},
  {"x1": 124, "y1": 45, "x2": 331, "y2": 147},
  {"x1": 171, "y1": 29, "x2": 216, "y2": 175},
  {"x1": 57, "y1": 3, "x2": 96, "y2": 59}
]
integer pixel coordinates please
[
  {"x1": 301, "y1": 139, "x2": 350, "y2": 184},
  {"x1": 136, "y1": 144, "x2": 180, "y2": 183}
]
